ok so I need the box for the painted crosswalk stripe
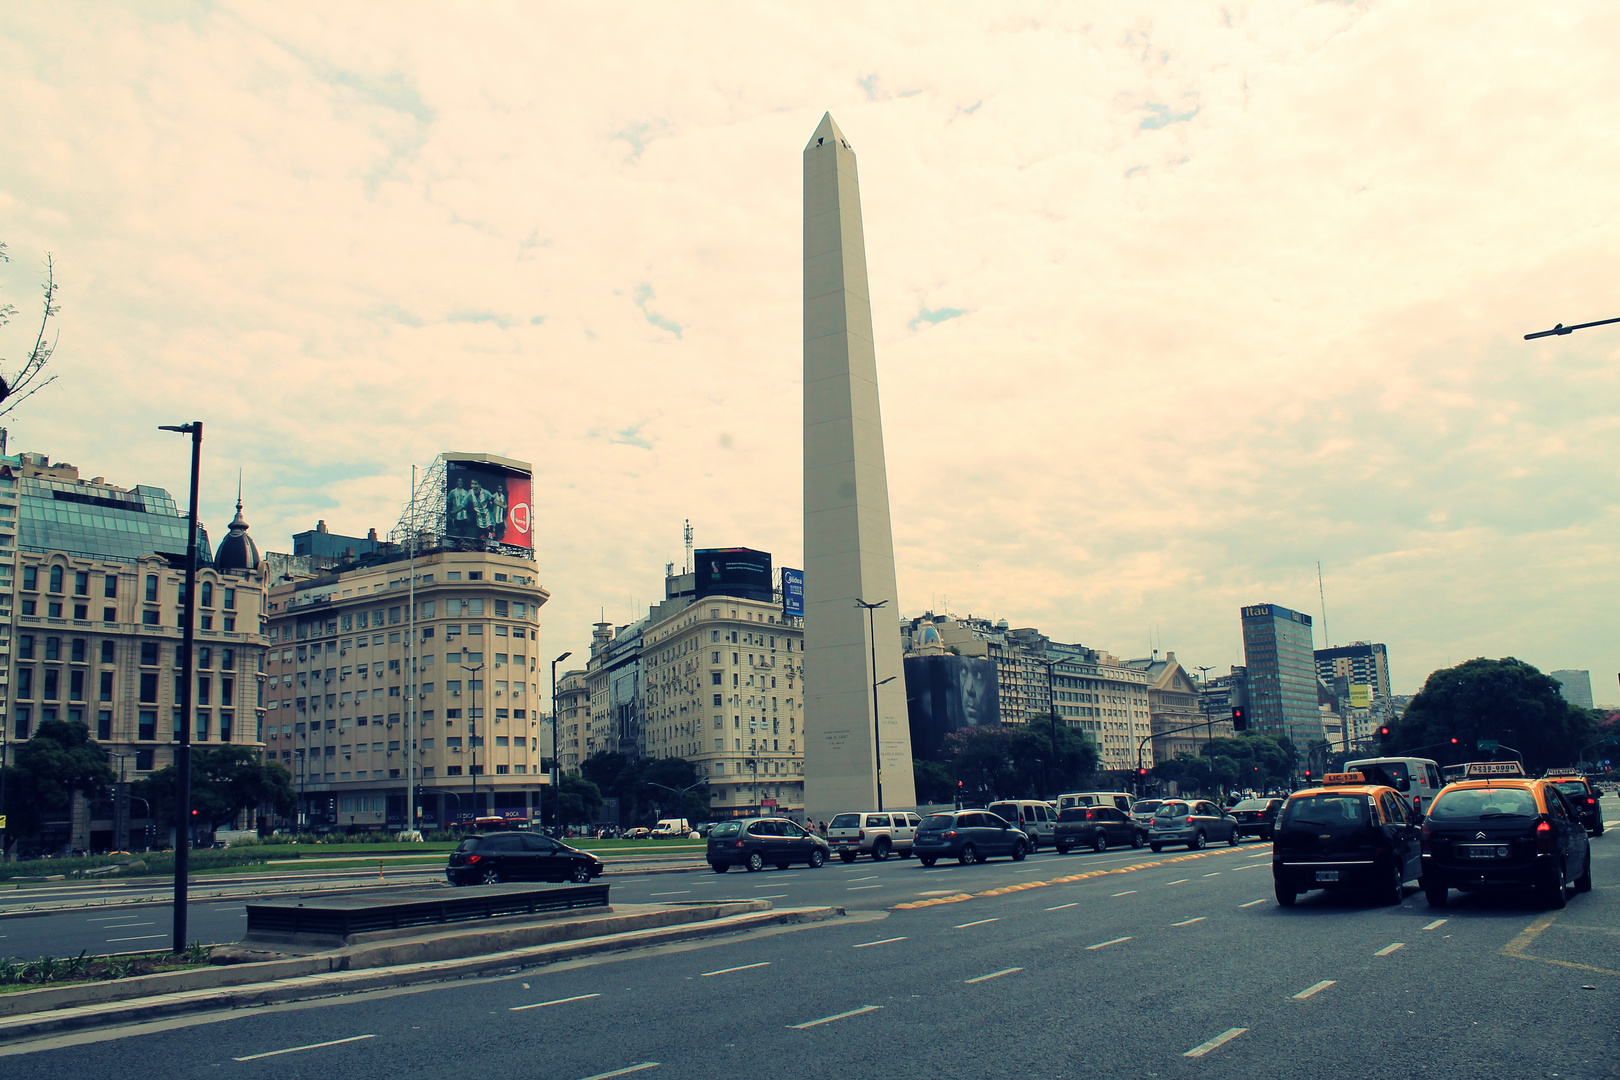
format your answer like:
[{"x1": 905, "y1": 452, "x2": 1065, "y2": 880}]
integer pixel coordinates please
[
  {"x1": 701, "y1": 962, "x2": 770, "y2": 977},
  {"x1": 233, "y1": 1035, "x2": 376, "y2": 1061},
  {"x1": 1087, "y1": 936, "x2": 1131, "y2": 951},
  {"x1": 790, "y1": 1005, "x2": 882, "y2": 1029},
  {"x1": 1423, "y1": 919, "x2": 1448, "y2": 931},
  {"x1": 1239, "y1": 898, "x2": 1269, "y2": 908},
  {"x1": 954, "y1": 918, "x2": 1000, "y2": 929},
  {"x1": 1184, "y1": 1028, "x2": 1248, "y2": 1058},
  {"x1": 1375, "y1": 942, "x2": 1405, "y2": 956},
  {"x1": 511, "y1": 993, "x2": 602, "y2": 1011},
  {"x1": 1293, "y1": 980, "x2": 1335, "y2": 1000},
  {"x1": 576, "y1": 1064, "x2": 660, "y2": 1080},
  {"x1": 965, "y1": 967, "x2": 1024, "y2": 984},
  {"x1": 1172, "y1": 917, "x2": 1206, "y2": 927},
  {"x1": 853, "y1": 937, "x2": 906, "y2": 949}
]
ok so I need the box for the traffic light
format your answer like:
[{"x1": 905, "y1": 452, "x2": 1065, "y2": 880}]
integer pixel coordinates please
[
  {"x1": 1377, "y1": 725, "x2": 1393, "y2": 744},
  {"x1": 1137, "y1": 768, "x2": 1148, "y2": 778},
  {"x1": 1231, "y1": 706, "x2": 1247, "y2": 732},
  {"x1": 1303, "y1": 770, "x2": 1312, "y2": 781}
]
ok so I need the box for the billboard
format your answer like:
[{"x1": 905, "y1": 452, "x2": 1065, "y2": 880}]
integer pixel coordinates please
[
  {"x1": 445, "y1": 455, "x2": 532, "y2": 550},
  {"x1": 694, "y1": 547, "x2": 773, "y2": 602},
  {"x1": 781, "y1": 567, "x2": 804, "y2": 617},
  {"x1": 1348, "y1": 683, "x2": 1371, "y2": 709},
  {"x1": 904, "y1": 654, "x2": 1001, "y2": 761}
]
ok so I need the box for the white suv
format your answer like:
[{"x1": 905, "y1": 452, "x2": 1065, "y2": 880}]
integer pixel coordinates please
[{"x1": 826, "y1": 811, "x2": 921, "y2": 862}]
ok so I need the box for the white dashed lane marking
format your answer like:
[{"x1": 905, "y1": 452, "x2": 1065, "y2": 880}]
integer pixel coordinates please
[
  {"x1": 954, "y1": 918, "x2": 1000, "y2": 929},
  {"x1": 1293, "y1": 980, "x2": 1335, "y2": 1000},
  {"x1": 965, "y1": 967, "x2": 1023, "y2": 984},
  {"x1": 1172, "y1": 917, "x2": 1206, "y2": 927},
  {"x1": 1184, "y1": 1028, "x2": 1247, "y2": 1058},
  {"x1": 1423, "y1": 919, "x2": 1448, "y2": 931},
  {"x1": 1087, "y1": 936, "x2": 1132, "y2": 951},
  {"x1": 1375, "y1": 942, "x2": 1405, "y2": 956}
]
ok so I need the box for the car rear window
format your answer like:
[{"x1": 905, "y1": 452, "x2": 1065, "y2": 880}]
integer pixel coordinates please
[
  {"x1": 830, "y1": 814, "x2": 861, "y2": 829},
  {"x1": 1057, "y1": 808, "x2": 1091, "y2": 822},
  {"x1": 1551, "y1": 781, "x2": 1591, "y2": 799},
  {"x1": 920, "y1": 814, "x2": 955, "y2": 830},
  {"x1": 1428, "y1": 788, "x2": 1539, "y2": 820},
  {"x1": 710, "y1": 822, "x2": 741, "y2": 838},
  {"x1": 1133, "y1": 801, "x2": 1161, "y2": 814},
  {"x1": 1232, "y1": 799, "x2": 1271, "y2": 811},
  {"x1": 1279, "y1": 794, "x2": 1371, "y2": 829},
  {"x1": 1154, "y1": 803, "x2": 1190, "y2": 817},
  {"x1": 455, "y1": 837, "x2": 482, "y2": 852}
]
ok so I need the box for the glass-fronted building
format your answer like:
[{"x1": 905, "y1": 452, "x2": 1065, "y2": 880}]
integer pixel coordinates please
[{"x1": 1239, "y1": 603, "x2": 1322, "y2": 747}]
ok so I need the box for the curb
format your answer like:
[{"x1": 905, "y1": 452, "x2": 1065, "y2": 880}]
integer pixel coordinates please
[{"x1": 0, "y1": 905, "x2": 843, "y2": 1043}]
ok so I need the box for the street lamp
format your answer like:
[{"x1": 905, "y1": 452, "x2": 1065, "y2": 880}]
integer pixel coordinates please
[
  {"x1": 158, "y1": 420, "x2": 201, "y2": 955},
  {"x1": 550, "y1": 651, "x2": 571, "y2": 835},
  {"x1": 460, "y1": 661, "x2": 485, "y2": 821},
  {"x1": 854, "y1": 598, "x2": 889, "y2": 812},
  {"x1": 647, "y1": 779, "x2": 708, "y2": 826},
  {"x1": 1041, "y1": 658, "x2": 1062, "y2": 800},
  {"x1": 1195, "y1": 666, "x2": 1214, "y2": 753},
  {"x1": 1525, "y1": 315, "x2": 1620, "y2": 340}
]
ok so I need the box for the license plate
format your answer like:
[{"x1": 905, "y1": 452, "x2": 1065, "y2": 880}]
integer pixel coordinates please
[
  {"x1": 1464, "y1": 846, "x2": 1509, "y2": 859},
  {"x1": 1315, "y1": 870, "x2": 1340, "y2": 882}
]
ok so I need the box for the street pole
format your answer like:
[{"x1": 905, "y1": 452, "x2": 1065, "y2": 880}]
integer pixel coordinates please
[
  {"x1": 461, "y1": 662, "x2": 485, "y2": 822},
  {"x1": 854, "y1": 598, "x2": 888, "y2": 812},
  {"x1": 1043, "y1": 658, "x2": 1061, "y2": 800},
  {"x1": 158, "y1": 420, "x2": 201, "y2": 955},
  {"x1": 1196, "y1": 666, "x2": 1214, "y2": 753},
  {"x1": 404, "y1": 464, "x2": 417, "y2": 839},
  {"x1": 550, "y1": 651, "x2": 571, "y2": 835}
]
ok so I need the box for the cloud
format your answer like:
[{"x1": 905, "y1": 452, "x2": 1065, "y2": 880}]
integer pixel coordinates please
[
  {"x1": 592, "y1": 420, "x2": 654, "y2": 451},
  {"x1": 632, "y1": 283, "x2": 683, "y2": 339},
  {"x1": 610, "y1": 120, "x2": 669, "y2": 162},
  {"x1": 908, "y1": 306, "x2": 967, "y2": 330},
  {"x1": 1138, "y1": 101, "x2": 1200, "y2": 129},
  {"x1": 447, "y1": 310, "x2": 513, "y2": 328}
]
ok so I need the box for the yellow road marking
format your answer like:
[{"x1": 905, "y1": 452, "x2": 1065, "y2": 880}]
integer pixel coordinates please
[
  {"x1": 1501, "y1": 914, "x2": 1620, "y2": 977},
  {"x1": 891, "y1": 847, "x2": 1246, "y2": 910}
]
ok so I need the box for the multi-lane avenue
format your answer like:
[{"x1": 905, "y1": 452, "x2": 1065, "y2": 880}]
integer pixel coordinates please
[{"x1": 3, "y1": 831, "x2": 1616, "y2": 1078}]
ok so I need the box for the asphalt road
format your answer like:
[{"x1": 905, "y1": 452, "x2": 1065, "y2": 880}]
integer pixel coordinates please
[{"x1": 4, "y1": 830, "x2": 1617, "y2": 1078}]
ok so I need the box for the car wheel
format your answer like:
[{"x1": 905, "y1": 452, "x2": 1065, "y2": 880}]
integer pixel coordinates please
[
  {"x1": 1026, "y1": 834, "x2": 1038, "y2": 854},
  {"x1": 1130, "y1": 832, "x2": 1144, "y2": 850},
  {"x1": 958, "y1": 843, "x2": 978, "y2": 866},
  {"x1": 1422, "y1": 879, "x2": 1447, "y2": 907},
  {"x1": 919, "y1": 856, "x2": 937, "y2": 867},
  {"x1": 1227, "y1": 829, "x2": 1240, "y2": 847},
  {"x1": 1012, "y1": 839, "x2": 1028, "y2": 862},
  {"x1": 873, "y1": 839, "x2": 891, "y2": 862},
  {"x1": 479, "y1": 867, "x2": 501, "y2": 886},
  {"x1": 746, "y1": 852, "x2": 765, "y2": 872},
  {"x1": 1189, "y1": 832, "x2": 1206, "y2": 851},
  {"x1": 839, "y1": 851, "x2": 857, "y2": 864},
  {"x1": 1382, "y1": 863, "x2": 1404, "y2": 906},
  {"x1": 1093, "y1": 831, "x2": 1108, "y2": 854},
  {"x1": 808, "y1": 849, "x2": 825, "y2": 869},
  {"x1": 1150, "y1": 843, "x2": 1163, "y2": 853},
  {"x1": 570, "y1": 864, "x2": 592, "y2": 884},
  {"x1": 1055, "y1": 844, "x2": 1071, "y2": 855},
  {"x1": 711, "y1": 863, "x2": 729, "y2": 874},
  {"x1": 1541, "y1": 862, "x2": 1568, "y2": 910},
  {"x1": 1275, "y1": 883, "x2": 1297, "y2": 906}
]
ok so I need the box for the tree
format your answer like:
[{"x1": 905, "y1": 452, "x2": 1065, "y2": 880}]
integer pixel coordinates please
[
  {"x1": 1397, "y1": 658, "x2": 1596, "y2": 772},
  {"x1": 941, "y1": 721, "x2": 1101, "y2": 803},
  {"x1": 912, "y1": 759, "x2": 956, "y2": 805},
  {"x1": 1, "y1": 720, "x2": 114, "y2": 843},
  {"x1": 1195, "y1": 732, "x2": 1295, "y2": 791},
  {"x1": 0, "y1": 241, "x2": 62, "y2": 418},
  {"x1": 134, "y1": 746, "x2": 295, "y2": 833},
  {"x1": 550, "y1": 774, "x2": 604, "y2": 826}
]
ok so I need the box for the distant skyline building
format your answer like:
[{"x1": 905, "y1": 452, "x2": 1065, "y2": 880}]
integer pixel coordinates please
[
  {"x1": 1314, "y1": 642, "x2": 1392, "y2": 702},
  {"x1": 801, "y1": 112, "x2": 915, "y2": 819},
  {"x1": 1551, "y1": 669, "x2": 1594, "y2": 710},
  {"x1": 1240, "y1": 603, "x2": 1322, "y2": 746}
]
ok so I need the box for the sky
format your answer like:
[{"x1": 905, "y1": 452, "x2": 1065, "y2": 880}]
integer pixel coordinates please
[{"x1": 1, "y1": 2, "x2": 1616, "y2": 701}]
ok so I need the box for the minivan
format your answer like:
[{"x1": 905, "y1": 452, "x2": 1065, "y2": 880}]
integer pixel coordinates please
[
  {"x1": 986, "y1": 800, "x2": 1058, "y2": 852},
  {"x1": 1057, "y1": 791, "x2": 1135, "y2": 814}
]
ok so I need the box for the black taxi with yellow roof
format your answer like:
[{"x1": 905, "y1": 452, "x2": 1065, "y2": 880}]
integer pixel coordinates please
[
  {"x1": 1272, "y1": 771, "x2": 1422, "y2": 907},
  {"x1": 1542, "y1": 767, "x2": 1604, "y2": 837},
  {"x1": 1419, "y1": 761, "x2": 1592, "y2": 909}
]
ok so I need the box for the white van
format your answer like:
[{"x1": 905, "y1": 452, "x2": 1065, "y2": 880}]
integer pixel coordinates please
[
  {"x1": 1057, "y1": 791, "x2": 1136, "y2": 814},
  {"x1": 651, "y1": 818, "x2": 696, "y2": 838},
  {"x1": 986, "y1": 801, "x2": 1058, "y2": 851},
  {"x1": 1343, "y1": 757, "x2": 1443, "y2": 816}
]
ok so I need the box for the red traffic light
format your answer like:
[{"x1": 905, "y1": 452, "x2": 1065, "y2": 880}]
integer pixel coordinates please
[
  {"x1": 1303, "y1": 770, "x2": 1312, "y2": 779},
  {"x1": 1450, "y1": 737, "x2": 1459, "y2": 744},
  {"x1": 1230, "y1": 706, "x2": 1247, "y2": 732}
]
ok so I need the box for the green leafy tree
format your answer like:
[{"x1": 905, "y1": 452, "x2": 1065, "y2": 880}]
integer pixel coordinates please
[
  {"x1": 134, "y1": 746, "x2": 295, "y2": 833},
  {"x1": 550, "y1": 774, "x2": 604, "y2": 826},
  {"x1": 1, "y1": 720, "x2": 114, "y2": 841},
  {"x1": 1397, "y1": 658, "x2": 1596, "y2": 772},
  {"x1": 913, "y1": 759, "x2": 956, "y2": 804},
  {"x1": 1197, "y1": 732, "x2": 1296, "y2": 790},
  {"x1": 943, "y1": 720, "x2": 1100, "y2": 802}
]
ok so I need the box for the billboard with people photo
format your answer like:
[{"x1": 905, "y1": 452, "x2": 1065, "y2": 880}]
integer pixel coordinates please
[{"x1": 445, "y1": 455, "x2": 533, "y2": 549}]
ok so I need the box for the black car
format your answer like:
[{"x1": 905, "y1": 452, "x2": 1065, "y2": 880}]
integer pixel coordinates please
[
  {"x1": 707, "y1": 817, "x2": 829, "y2": 872},
  {"x1": 1230, "y1": 798, "x2": 1285, "y2": 841},
  {"x1": 1420, "y1": 775, "x2": 1592, "y2": 908},
  {"x1": 1053, "y1": 805, "x2": 1145, "y2": 853},
  {"x1": 912, "y1": 810, "x2": 1029, "y2": 866},
  {"x1": 1272, "y1": 779, "x2": 1422, "y2": 906},
  {"x1": 1544, "y1": 772, "x2": 1605, "y2": 836},
  {"x1": 446, "y1": 832, "x2": 603, "y2": 886}
]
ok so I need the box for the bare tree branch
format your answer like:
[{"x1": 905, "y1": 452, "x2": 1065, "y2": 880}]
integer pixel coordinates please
[{"x1": 0, "y1": 247, "x2": 62, "y2": 418}]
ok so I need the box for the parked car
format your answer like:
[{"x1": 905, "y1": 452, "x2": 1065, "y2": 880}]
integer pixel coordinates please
[
  {"x1": 986, "y1": 800, "x2": 1059, "y2": 852},
  {"x1": 624, "y1": 827, "x2": 651, "y2": 840},
  {"x1": 1053, "y1": 805, "x2": 1145, "y2": 853},
  {"x1": 1229, "y1": 797, "x2": 1285, "y2": 841},
  {"x1": 827, "y1": 811, "x2": 921, "y2": 861},
  {"x1": 1148, "y1": 799, "x2": 1238, "y2": 851},
  {"x1": 1272, "y1": 773, "x2": 1422, "y2": 906},
  {"x1": 707, "y1": 817, "x2": 830, "y2": 872},
  {"x1": 446, "y1": 832, "x2": 603, "y2": 886},
  {"x1": 912, "y1": 810, "x2": 1029, "y2": 866}
]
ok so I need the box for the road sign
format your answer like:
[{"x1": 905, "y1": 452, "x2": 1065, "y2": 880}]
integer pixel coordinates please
[
  {"x1": 1477, "y1": 739, "x2": 1500, "y2": 752},
  {"x1": 0, "y1": 815, "x2": 6, "y2": 829}
]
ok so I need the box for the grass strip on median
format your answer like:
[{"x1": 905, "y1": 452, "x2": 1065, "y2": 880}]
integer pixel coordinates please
[{"x1": 891, "y1": 846, "x2": 1249, "y2": 910}]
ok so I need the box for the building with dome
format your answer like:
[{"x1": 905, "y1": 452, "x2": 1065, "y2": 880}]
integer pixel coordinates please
[{"x1": 3, "y1": 452, "x2": 272, "y2": 853}]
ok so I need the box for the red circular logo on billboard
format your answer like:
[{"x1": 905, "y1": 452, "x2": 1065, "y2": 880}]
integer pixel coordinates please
[{"x1": 510, "y1": 502, "x2": 531, "y2": 536}]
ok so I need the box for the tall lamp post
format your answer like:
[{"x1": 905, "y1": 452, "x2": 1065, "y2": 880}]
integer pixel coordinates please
[
  {"x1": 461, "y1": 661, "x2": 485, "y2": 822},
  {"x1": 550, "y1": 651, "x2": 571, "y2": 835},
  {"x1": 1195, "y1": 665, "x2": 1214, "y2": 753},
  {"x1": 158, "y1": 420, "x2": 201, "y2": 955},
  {"x1": 854, "y1": 598, "x2": 889, "y2": 812},
  {"x1": 1041, "y1": 657, "x2": 1062, "y2": 800}
]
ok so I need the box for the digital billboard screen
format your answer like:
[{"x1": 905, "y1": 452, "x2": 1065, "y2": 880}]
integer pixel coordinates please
[
  {"x1": 905, "y1": 654, "x2": 1001, "y2": 761},
  {"x1": 781, "y1": 567, "x2": 804, "y2": 617},
  {"x1": 694, "y1": 547, "x2": 773, "y2": 602},
  {"x1": 445, "y1": 457, "x2": 533, "y2": 550}
]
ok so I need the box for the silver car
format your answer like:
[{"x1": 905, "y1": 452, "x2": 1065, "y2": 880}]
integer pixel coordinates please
[
  {"x1": 1148, "y1": 799, "x2": 1239, "y2": 851},
  {"x1": 826, "y1": 811, "x2": 919, "y2": 862}
]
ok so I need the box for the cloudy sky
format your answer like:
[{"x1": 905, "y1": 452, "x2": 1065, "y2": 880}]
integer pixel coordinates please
[{"x1": 2, "y1": 2, "x2": 1616, "y2": 699}]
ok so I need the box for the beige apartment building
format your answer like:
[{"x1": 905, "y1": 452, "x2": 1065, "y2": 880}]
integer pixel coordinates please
[
  {"x1": 554, "y1": 668, "x2": 590, "y2": 771},
  {"x1": 263, "y1": 547, "x2": 550, "y2": 830},
  {"x1": 1126, "y1": 652, "x2": 1229, "y2": 766}
]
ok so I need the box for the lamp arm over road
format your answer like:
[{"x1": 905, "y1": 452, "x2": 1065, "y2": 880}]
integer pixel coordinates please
[{"x1": 1525, "y1": 315, "x2": 1620, "y2": 340}]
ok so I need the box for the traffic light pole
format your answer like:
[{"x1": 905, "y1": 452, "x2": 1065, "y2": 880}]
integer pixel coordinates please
[
  {"x1": 159, "y1": 421, "x2": 202, "y2": 955},
  {"x1": 1134, "y1": 719, "x2": 1224, "y2": 794}
]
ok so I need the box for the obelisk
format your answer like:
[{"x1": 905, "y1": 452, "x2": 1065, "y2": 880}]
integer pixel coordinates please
[{"x1": 802, "y1": 113, "x2": 917, "y2": 822}]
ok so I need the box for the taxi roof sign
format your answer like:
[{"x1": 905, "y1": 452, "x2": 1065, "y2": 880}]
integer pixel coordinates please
[
  {"x1": 1543, "y1": 768, "x2": 1581, "y2": 777},
  {"x1": 1321, "y1": 772, "x2": 1367, "y2": 785},
  {"x1": 1463, "y1": 761, "x2": 1526, "y2": 778}
]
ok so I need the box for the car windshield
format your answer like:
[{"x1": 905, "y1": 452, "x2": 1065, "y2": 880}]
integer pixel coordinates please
[
  {"x1": 1154, "y1": 803, "x2": 1189, "y2": 818},
  {"x1": 830, "y1": 814, "x2": 861, "y2": 829},
  {"x1": 710, "y1": 822, "x2": 741, "y2": 838},
  {"x1": 1280, "y1": 794, "x2": 1371, "y2": 829},
  {"x1": 1428, "y1": 788, "x2": 1539, "y2": 820},
  {"x1": 920, "y1": 814, "x2": 955, "y2": 831}
]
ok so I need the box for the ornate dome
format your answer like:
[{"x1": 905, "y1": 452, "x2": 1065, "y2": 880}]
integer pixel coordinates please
[{"x1": 215, "y1": 494, "x2": 260, "y2": 573}]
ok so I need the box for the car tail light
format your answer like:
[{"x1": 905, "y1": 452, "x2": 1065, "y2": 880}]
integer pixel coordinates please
[
  {"x1": 1420, "y1": 823, "x2": 1431, "y2": 853},
  {"x1": 1186, "y1": 816, "x2": 1195, "y2": 826},
  {"x1": 944, "y1": 830, "x2": 958, "y2": 840},
  {"x1": 1535, "y1": 820, "x2": 1554, "y2": 853},
  {"x1": 466, "y1": 854, "x2": 482, "y2": 864},
  {"x1": 856, "y1": 830, "x2": 864, "y2": 841},
  {"x1": 735, "y1": 840, "x2": 744, "y2": 848},
  {"x1": 1084, "y1": 811, "x2": 1094, "y2": 821}
]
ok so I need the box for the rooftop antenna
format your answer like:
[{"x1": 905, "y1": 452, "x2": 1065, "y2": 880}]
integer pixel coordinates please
[
  {"x1": 683, "y1": 519, "x2": 693, "y2": 575},
  {"x1": 1317, "y1": 561, "x2": 1330, "y2": 647}
]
